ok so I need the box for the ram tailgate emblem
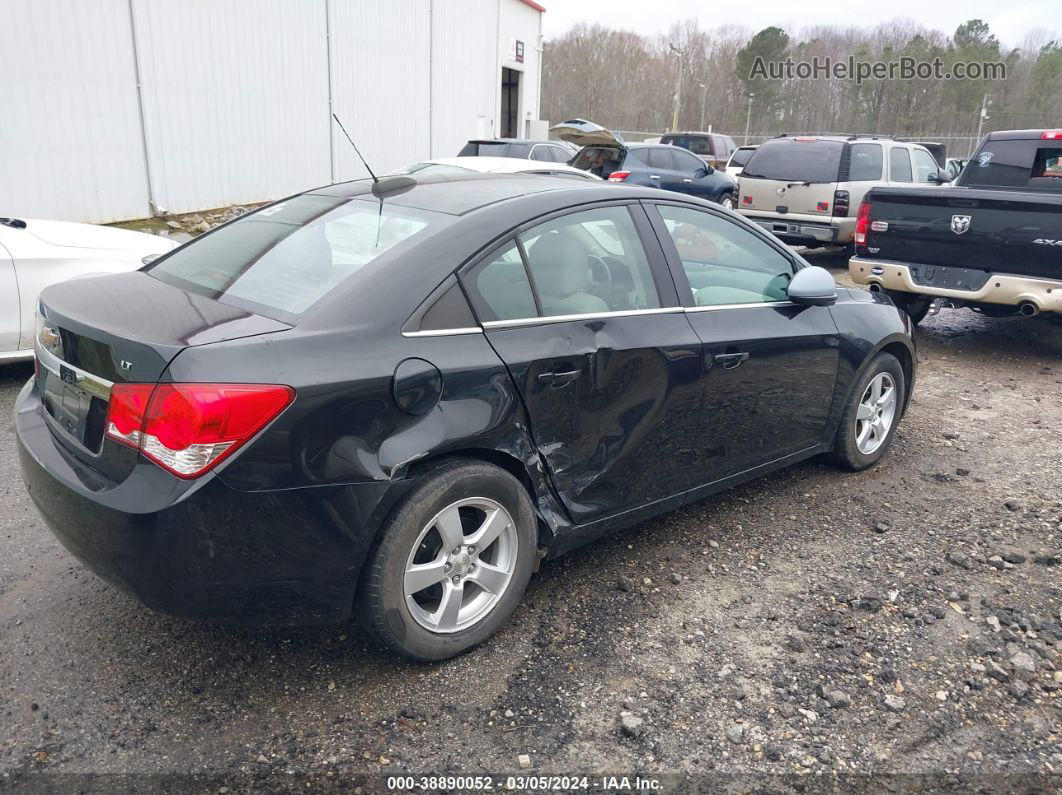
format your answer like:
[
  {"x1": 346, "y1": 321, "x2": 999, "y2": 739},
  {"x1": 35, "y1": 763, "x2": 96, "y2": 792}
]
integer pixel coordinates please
[{"x1": 950, "y1": 214, "x2": 971, "y2": 235}]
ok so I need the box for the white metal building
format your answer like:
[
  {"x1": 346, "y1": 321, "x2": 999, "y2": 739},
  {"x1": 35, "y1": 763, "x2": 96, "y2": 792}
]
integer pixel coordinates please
[{"x1": 1, "y1": 0, "x2": 546, "y2": 223}]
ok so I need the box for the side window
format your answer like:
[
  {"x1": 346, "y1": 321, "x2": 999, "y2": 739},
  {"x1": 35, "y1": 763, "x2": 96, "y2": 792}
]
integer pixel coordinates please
[
  {"x1": 849, "y1": 143, "x2": 883, "y2": 181},
  {"x1": 519, "y1": 207, "x2": 661, "y2": 317},
  {"x1": 889, "y1": 147, "x2": 913, "y2": 182},
  {"x1": 509, "y1": 143, "x2": 532, "y2": 159},
  {"x1": 549, "y1": 146, "x2": 570, "y2": 163},
  {"x1": 466, "y1": 241, "x2": 538, "y2": 321},
  {"x1": 648, "y1": 148, "x2": 676, "y2": 170},
  {"x1": 912, "y1": 149, "x2": 939, "y2": 182},
  {"x1": 655, "y1": 204, "x2": 794, "y2": 306},
  {"x1": 674, "y1": 150, "x2": 707, "y2": 173}
]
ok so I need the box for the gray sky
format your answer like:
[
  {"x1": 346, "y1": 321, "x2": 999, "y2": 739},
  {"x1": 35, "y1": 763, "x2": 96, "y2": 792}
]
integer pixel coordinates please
[{"x1": 540, "y1": 0, "x2": 1057, "y2": 50}]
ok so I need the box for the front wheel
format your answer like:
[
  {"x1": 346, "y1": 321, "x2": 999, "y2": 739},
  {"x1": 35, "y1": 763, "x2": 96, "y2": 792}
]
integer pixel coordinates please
[
  {"x1": 718, "y1": 192, "x2": 736, "y2": 210},
  {"x1": 828, "y1": 352, "x2": 905, "y2": 471},
  {"x1": 358, "y1": 459, "x2": 537, "y2": 661}
]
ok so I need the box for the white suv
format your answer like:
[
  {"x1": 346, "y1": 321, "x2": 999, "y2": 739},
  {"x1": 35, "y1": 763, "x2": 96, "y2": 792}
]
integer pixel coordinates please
[{"x1": 736, "y1": 135, "x2": 943, "y2": 248}]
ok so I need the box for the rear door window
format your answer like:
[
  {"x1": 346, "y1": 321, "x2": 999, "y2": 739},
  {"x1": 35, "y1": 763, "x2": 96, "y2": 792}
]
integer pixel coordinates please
[
  {"x1": 740, "y1": 139, "x2": 843, "y2": 182},
  {"x1": 848, "y1": 143, "x2": 883, "y2": 181},
  {"x1": 962, "y1": 140, "x2": 1062, "y2": 190},
  {"x1": 648, "y1": 148, "x2": 677, "y2": 170},
  {"x1": 147, "y1": 195, "x2": 449, "y2": 319},
  {"x1": 519, "y1": 207, "x2": 661, "y2": 317},
  {"x1": 466, "y1": 241, "x2": 538, "y2": 321},
  {"x1": 889, "y1": 148, "x2": 913, "y2": 182}
]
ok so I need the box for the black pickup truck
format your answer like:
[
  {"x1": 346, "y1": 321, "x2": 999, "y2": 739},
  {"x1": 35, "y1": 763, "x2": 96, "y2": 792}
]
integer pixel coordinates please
[{"x1": 849, "y1": 129, "x2": 1062, "y2": 323}]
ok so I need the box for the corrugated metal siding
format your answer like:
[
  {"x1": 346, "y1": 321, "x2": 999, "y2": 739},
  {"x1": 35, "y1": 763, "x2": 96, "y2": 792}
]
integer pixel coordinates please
[
  {"x1": 0, "y1": 0, "x2": 151, "y2": 222},
  {"x1": 431, "y1": 0, "x2": 500, "y2": 157},
  {"x1": 2, "y1": 0, "x2": 541, "y2": 222},
  {"x1": 329, "y1": 0, "x2": 431, "y2": 180},
  {"x1": 131, "y1": 0, "x2": 331, "y2": 214}
]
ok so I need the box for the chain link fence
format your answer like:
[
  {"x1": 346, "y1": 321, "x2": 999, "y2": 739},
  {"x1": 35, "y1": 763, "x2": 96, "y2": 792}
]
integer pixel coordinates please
[{"x1": 613, "y1": 131, "x2": 981, "y2": 157}]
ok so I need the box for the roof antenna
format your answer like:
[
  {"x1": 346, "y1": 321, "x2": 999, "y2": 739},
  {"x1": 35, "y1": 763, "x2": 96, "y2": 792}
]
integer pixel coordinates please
[
  {"x1": 331, "y1": 113, "x2": 416, "y2": 196},
  {"x1": 332, "y1": 113, "x2": 378, "y2": 183}
]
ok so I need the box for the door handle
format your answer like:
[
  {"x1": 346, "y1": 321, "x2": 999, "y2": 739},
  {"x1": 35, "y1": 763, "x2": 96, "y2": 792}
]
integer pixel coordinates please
[
  {"x1": 714, "y1": 352, "x2": 749, "y2": 370},
  {"x1": 683, "y1": 178, "x2": 693, "y2": 183},
  {"x1": 649, "y1": 175, "x2": 661, "y2": 180},
  {"x1": 537, "y1": 369, "x2": 582, "y2": 386}
]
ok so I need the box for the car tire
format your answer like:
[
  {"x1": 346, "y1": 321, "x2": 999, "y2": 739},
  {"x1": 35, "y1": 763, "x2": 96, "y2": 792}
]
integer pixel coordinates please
[
  {"x1": 828, "y1": 352, "x2": 905, "y2": 471},
  {"x1": 719, "y1": 192, "x2": 736, "y2": 210},
  {"x1": 885, "y1": 290, "x2": 931, "y2": 325},
  {"x1": 358, "y1": 459, "x2": 537, "y2": 661}
]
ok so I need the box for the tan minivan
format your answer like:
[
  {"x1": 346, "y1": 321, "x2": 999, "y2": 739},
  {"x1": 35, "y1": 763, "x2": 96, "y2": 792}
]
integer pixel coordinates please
[{"x1": 737, "y1": 135, "x2": 943, "y2": 248}]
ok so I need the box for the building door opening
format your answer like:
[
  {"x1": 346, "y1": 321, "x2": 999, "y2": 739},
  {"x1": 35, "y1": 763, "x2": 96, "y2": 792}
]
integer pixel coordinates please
[{"x1": 501, "y1": 67, "x2": 520, "y2": 138}]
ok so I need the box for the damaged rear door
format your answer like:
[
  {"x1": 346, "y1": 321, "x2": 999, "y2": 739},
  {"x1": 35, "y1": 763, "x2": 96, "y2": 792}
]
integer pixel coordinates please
[{"x1": 461, "y1": 202, "x2": 702, "y2": 525}]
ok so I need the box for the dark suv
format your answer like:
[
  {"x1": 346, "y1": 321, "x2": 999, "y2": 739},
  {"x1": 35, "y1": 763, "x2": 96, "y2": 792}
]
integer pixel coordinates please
[
  {"x1": 552, "y1": 120, "x2": 738, "y2": 208},
  {"x1": 659, "y1": 132, "x2": 738, "y2": 170},
  {"x1": 457, "y1": 139, "x2": 575, "y2": 162}
]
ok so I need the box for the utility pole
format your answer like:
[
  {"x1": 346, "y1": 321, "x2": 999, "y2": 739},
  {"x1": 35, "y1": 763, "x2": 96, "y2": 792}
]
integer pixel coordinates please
[
  {"x1": 744, "y1": 92, "x2": 755, "y2": 144},
  {"x1": 972, "y1": 93, "x2": 991, "y2": 156},
  {"x1": 669, "y1": 43, "x2": 684, "y2": 132},
  {"x1": 699, "y1": 82, "x2": 708, "y2": 130}
]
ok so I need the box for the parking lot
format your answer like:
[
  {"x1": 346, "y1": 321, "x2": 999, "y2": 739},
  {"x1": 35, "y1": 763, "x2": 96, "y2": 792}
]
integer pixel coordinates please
[{"x1": 2, "y1": 255, "x2": 1060, "y2": 789}]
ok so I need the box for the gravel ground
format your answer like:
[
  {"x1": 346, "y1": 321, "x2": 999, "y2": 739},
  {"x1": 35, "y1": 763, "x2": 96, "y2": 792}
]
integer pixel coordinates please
[{"x1": 1, "y1": 255, "x2": 1060, "y2": 793}]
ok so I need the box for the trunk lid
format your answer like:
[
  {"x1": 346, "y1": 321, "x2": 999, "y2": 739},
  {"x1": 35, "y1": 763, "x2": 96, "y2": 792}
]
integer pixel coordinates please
[
  {"x1": 549, "y1": 119, "x2": 625, "y2": 149},
  {"x1": 34, "y1": 270, "x2": 290, "y2": 477},
  {"x1": 860, "y1": 185, "x2": 1062, "y2": 279}
]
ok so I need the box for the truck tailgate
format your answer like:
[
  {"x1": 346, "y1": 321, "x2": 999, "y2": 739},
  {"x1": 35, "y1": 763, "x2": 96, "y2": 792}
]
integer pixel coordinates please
[{"x1": 862, "y1": 186, "x2": 1062, "y2": 280}]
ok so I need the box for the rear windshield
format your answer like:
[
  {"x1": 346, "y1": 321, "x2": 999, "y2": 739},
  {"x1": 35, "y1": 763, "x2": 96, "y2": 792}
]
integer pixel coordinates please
[
  {"x1": 147, "y1": 194, "x2": 451, "y2": 320},
  {"x1": 460, "y1": 142, "x2": 510, "y2": 157},
  {"x1": 962, "y1": 140, "x2": 1062, "y2": 191},
  {"x1": 730, "y1": 148, "x2": 756, "y2": 167},
  {"x1": 661, "y1": 135, "x2": 710, "y2": 155},
  {"x1": 741, "y1": 139, "x2": 844, "y2": 183}
]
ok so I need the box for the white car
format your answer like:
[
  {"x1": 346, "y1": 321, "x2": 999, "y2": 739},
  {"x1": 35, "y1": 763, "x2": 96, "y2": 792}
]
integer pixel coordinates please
[
  {"x1": 725, "y1": 145, "x2": 759, "y2": 179},
  {"x1": 392, "y1": 156, "x2": 602, "y2": 181},
  {"x1": 0, "y1": 217, "x2": 177, "y2": 362}
]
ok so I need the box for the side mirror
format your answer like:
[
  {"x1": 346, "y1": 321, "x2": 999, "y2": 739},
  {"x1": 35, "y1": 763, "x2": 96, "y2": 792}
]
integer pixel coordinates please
[
  {"x1": 927, "y1": 172, "x2": 948, "y2": 184},
  {"x1": 787, "y1": 266, "x2": 837, "y2": 306},
  {"x1": 695, "y1": 166, "x2": 710, "y2": 178}
]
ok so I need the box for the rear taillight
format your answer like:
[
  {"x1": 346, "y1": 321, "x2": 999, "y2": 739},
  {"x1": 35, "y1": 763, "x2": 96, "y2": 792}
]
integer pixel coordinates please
[
  {"x1": 854, "y1": 200, "x2": 872, "y2": 245},
  {"x1": 1041, "y1": 130, "x2": 1062, "y2": 139},
  {"x1": 607, "y1": 170, "x2": 630, "y2": 182},
  {"x1": 832, "y1": 190, "x2": 850, "y2": 217},
  {"x1": 106, "y1": 383, "x2": 294, "y2": 478}
]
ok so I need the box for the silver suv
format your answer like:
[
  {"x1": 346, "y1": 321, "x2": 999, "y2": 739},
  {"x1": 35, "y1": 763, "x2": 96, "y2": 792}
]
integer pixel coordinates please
[{"x1": 736, "y1": 135, "x2": 942, "y2": 248}]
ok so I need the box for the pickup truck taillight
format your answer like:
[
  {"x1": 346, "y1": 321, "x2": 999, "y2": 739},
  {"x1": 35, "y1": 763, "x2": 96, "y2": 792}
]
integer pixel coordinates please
[
  {"x1": 1041, "y1": 130, "x2": 1062, "y2": 139},
  {"x1": 854, "y1": 200, "x2": 872, "y2": 244},
  {"x1": 607, "y1": 171, "x2": 631, "y2": 182},
  {"x1": 106, "y1": 383, "x2": 294, "y2": 478},
  {"x1": 832, "y1": 190, "x2": 850, "y2": 217}
]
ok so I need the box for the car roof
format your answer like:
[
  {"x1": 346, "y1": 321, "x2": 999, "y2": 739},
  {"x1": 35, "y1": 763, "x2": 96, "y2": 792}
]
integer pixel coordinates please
[
  {"x1": 465, "y1": 139, "x2": 562, "y2": 145},
  {"x1": 986, "y1": 129, "x2": 1060, "y2": 140},
  {"x1": 308, "y1": 172, "x2": 601, "y2": 216},
  {"x1": 413, "y1": 157, "x2": 590, "y2": 176}
]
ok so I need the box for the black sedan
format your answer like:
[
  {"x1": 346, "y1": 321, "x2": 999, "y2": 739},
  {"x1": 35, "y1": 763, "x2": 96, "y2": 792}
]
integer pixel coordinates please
[{"x1": 16, "y1": 174, "x2": 915, "y2": 660}]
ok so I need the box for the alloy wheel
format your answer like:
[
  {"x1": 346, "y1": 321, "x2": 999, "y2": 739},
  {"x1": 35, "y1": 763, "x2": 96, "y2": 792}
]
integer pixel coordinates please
[
  {"x1": 855, "y1": 372, "x2": 897, "y2": 455},
  {"x1": 403, "y1": 497, "x2": 518, "y2": 634}
]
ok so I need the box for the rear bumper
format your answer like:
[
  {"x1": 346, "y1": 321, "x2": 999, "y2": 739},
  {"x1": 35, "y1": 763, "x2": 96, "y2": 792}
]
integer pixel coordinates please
[
  {"x1": 15, "y1": 379, "x2": 405, "y2": 625},
  {"x1": 850, "y1": 257, "x2": 1062, "y2": 313},
  {"x1": 742, "y1": 213, "x2": 854, "y2": 245}
]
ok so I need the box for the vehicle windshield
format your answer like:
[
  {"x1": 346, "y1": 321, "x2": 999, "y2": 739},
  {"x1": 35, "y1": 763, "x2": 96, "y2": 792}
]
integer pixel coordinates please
[
  {"x1": 961, "y1": 140, "x2": 1062, "y2": 191},
  {"x1": 730, "y1": 148, "x2": 756, "y2": 167},
  {"x1": 740, "y1": 139, "x2": 844, "y2": 182},
  {"x1": 147, "y1": 195, "x2": 451, "y2": 319},
  {"x1": 663, "y1": 135, "x2": 710, "y2": 155},
  {"x1": 460, "y1": 142, "x2": 509, "y2": 157}
]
